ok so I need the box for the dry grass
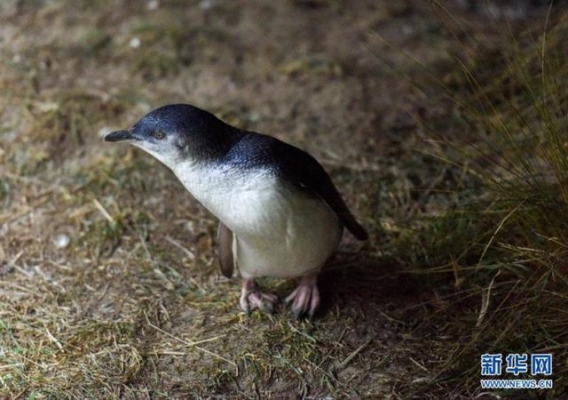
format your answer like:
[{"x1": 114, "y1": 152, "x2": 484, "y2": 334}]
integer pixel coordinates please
[
  {"x1": 403, "y1": 4, "x2": 568, "y2": 397},
  {"x1": 1, "y1": 1, "x2": 567, "y2": 399}
]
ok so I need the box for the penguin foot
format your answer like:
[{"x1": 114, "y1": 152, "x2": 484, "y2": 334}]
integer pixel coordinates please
[
  {"x1": 285, "y1": 274, "x2": 320, "y2": 319},
  {"x1": 240, "y1": 279, "x2": 278, "y2": 315}
]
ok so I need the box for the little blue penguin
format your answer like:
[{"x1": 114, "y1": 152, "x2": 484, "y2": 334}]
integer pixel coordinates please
[{"x1": 104, "y1": 104, "x2": 368, "y2": 318}]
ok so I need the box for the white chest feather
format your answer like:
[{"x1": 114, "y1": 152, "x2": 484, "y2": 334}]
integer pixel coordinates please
[{"x1": 172, "y1": 161, "x2": 342, "y2": 279}]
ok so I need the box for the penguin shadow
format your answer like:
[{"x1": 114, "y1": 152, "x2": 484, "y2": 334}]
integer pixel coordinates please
[{"x1": 317, "y1": 249, "x2": 426, "y2": 318}]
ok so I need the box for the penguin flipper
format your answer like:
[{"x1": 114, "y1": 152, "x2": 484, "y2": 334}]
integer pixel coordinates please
[
  {"x1": 275, "y1": 140, "x2": 369, "y2": 241},
  {"x1": 217, "y1": 222, "x2": 235, "y2": 278}
]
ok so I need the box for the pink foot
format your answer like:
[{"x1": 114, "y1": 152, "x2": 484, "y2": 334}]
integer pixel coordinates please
[
  {"x1": 285, "y1": 274, "x2": 320, "y2": 319},
  {"x1": 240, "y1": 279, "x2": 278, "y2": 315}
]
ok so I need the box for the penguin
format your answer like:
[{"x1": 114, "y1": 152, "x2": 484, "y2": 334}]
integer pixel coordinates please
[{"x1": 104, "y1": 104, "x2": 367, "y2": 318}]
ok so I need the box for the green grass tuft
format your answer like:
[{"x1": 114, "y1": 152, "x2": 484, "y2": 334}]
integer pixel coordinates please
[{"x1": 403, "y1": 8, "x2": 568, "y2": 398}]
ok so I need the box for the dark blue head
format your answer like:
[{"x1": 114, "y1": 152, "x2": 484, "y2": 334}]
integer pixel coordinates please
[{"x1": 104, "y1": 104, "x2": 239, "y2": 167}]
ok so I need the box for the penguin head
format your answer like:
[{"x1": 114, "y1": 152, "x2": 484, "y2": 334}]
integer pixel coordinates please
[{"x1": 104, "y1": 104, "x2": 235, "y2": 168}]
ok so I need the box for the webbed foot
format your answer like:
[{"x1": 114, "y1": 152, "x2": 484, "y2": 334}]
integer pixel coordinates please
[
  {"x1": 240, "y1": 279, "x2": 278, "y2": 315},
  {"x1": 285, "y1": 274, "x2": 320, "y2": 319}
]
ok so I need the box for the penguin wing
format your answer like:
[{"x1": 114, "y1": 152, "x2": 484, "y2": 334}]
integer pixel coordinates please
[
  {"x1": 276, "y1": 141, "x2": 369, "y2": 241},
  {"x1": 217, "y1": 222, "x2": 235, "y2": 277}
]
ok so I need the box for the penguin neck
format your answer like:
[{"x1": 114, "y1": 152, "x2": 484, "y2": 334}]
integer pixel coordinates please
[
  {"x1": 170, "y1": 126, "x2": 246, "y2": 195},
  {"x1": 185, "y1": 124, "x2": 245, "y2": 166}
]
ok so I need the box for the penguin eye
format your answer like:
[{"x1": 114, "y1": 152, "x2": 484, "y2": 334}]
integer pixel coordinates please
[{"x1": 153, "y1": 131, "x2": 165, "y2": 140}]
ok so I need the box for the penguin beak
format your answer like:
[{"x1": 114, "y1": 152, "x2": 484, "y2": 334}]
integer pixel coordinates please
[{"x1": 104, "y1": 130, "x2": 137, "y2": 142}]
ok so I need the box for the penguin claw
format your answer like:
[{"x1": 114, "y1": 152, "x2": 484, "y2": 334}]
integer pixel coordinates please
[
  {"x1": 240, "y1": 279, "x2": 278, "y2": 315},
  {"x1": 285, "y1": 274, "x2": 320, "y2": 320}
]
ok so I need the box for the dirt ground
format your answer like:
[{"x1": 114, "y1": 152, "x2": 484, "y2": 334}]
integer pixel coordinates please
[{"x1": 0, "y1": 1, "x2": 563, "y2": 399}]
